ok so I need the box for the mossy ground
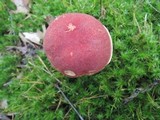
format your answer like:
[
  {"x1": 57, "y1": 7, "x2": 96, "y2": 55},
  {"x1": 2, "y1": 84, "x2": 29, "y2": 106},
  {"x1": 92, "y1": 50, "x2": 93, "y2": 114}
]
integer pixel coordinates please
[{"x1": 0, "y1": 0, "x2": 160, "y2": 120}]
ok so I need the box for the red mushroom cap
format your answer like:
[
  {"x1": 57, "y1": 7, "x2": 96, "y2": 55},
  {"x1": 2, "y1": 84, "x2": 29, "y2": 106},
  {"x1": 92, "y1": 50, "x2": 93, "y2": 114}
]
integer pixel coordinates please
[{"x1": 43, "y1": 13, "x2": 113, "y2": 77}]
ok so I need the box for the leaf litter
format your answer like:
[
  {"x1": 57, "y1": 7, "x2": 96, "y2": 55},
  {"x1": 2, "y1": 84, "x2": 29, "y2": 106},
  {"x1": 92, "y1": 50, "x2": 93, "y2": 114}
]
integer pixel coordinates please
[
  {"x1": 7, "y1": 24, "x2": 46, "y2": 57},
  {"x1": 11, "y1": 0, "x2": 31, "y2": 14},
  {"x1": 6, "y1": 25, "x2": 46, "y2": 87},
  {"x1": 0, "y1": 113, "x2": 17, "y2": 120},
  {"x1": 124, "y1": 79, "x2": 160, "y2": 104},
  {"x1": 19, "y1": 24, "x2": 46, "y2": 46},
  {"x1": 5, "y1": 12, "x2": 160, "y2": 119},
  {"x1": 45, "y1": 15, "x2": 56, "y2": 25},
  {"x1": 3, "y1": 23, "x2": 46, "y2": 119},
  {"x1": 0, "y1": 99, "x2": 8, "y2": 109}
]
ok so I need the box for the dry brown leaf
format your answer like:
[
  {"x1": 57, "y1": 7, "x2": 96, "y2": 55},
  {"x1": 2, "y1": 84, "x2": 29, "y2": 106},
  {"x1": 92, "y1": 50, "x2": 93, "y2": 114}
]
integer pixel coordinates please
[{"x1": 11, "y1": 0, "x2": 30, "y2": 14}]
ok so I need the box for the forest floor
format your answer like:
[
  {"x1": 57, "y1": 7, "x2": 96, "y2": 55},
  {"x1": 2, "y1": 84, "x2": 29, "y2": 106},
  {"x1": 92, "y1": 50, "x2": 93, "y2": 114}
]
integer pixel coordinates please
[{"x1": 0, "y1": 0, "x2": 160, "y2": 120}]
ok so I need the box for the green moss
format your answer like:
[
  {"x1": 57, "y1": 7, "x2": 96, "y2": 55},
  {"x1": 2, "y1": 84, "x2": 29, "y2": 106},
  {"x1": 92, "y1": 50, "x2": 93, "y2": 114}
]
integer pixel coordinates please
[
  {"x1": 0, "y1": 55, "x2": 20, "y2": 87},
  {"x1": 0, "y1": 0, "x2": 160, "y2": 119}
]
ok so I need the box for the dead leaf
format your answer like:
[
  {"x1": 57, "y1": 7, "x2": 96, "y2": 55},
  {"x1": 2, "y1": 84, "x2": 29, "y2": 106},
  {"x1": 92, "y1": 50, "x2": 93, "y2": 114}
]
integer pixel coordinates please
[
  {"x1": 3, "y1": 80, "x2": 13, "y2": 87},
  {"x1": 11, "y1": 0, "x2": 30, "y2": 14},
  {"x1": 45, "y1": 15, "x2": 55, "y2": 24},
  {"x1": 19, "y1": 25, "x2": 46, "y2": 46},
  {"x1": 0, "y1": 113, "x2": 17, "y2": 120},
  {"x1": 0, "y1": 99, "x2": 8, "y2": 109},
  {"x1": 7, "y1": 46, "x2": 28, "y2": 55},
  {"x1": 19, "y1": 33, "x2": 34, "y2": 46},
  {"x1": 42, "y1": 24, "x2": 46, "y2": 36},
  {"x1": 99, "y1": 5, "x2": 106, "y2": 19},
  {"x1": 0, "y1": 114, "x2": 10, "y2": 120},
  {"x1": 23, "y1": 32, "x2": 43, "y2": 45}
]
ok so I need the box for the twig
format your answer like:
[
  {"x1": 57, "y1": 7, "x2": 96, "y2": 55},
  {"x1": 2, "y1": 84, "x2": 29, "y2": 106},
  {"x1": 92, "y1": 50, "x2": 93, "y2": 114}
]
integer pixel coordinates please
[
  {"x1": 78, "y1": 94, "x2": 108, "y2": 102},
  {"x1": 37, "y1": 56, "x2": 62, "y2": 85},
  {"x1": 63, "y1": 108, "x2": 72, "y2": 120},
  {"x1": 28, "y1": 59, "x2": 62, "y2": 85},
  {"x1": 147, "y1": 0, "x2": 160, "y2": 14},
  {"x1": 63, "y1": 94, "x2": 108, "y2": 119},
  {"x1": 55, "y1": 84, "x2": 84, "y2": 120},
  {"x1": 124, "y1": 79, "x2": 160, "y2": 104},
  {"x1": 55, "y1": 97, "x2": 62, "y2": 111}
]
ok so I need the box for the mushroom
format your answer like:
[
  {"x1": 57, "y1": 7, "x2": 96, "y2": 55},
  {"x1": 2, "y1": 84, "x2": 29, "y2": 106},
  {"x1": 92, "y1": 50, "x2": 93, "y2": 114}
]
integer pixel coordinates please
[{"x1": 43, "y1": 13, "x2": 113, "y2": 77}]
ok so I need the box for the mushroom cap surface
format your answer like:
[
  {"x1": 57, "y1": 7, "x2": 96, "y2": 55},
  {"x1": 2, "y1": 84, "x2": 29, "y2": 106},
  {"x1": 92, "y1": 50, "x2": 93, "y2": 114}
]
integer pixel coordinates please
[{"x1": 43, "y1": 13, "x2": 113, "y2": 77}]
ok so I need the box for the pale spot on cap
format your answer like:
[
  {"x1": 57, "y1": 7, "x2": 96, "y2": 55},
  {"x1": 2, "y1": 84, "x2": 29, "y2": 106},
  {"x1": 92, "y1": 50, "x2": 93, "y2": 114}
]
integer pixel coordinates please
[
  {"x1": 66, "y1": 23, "x2": 76, "y2": 32},
  {"x1": 64, "y1": 70, "x2": 76, "y2": 76},
  {"x1": 70, "y1": 52, "x2": 73, "y2": 56}
]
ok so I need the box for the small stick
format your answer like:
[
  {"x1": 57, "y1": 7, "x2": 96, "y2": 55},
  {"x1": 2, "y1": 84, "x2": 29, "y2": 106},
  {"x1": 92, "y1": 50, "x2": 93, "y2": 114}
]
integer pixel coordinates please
[
  {"x1": 124, "y1": 79, "x2": 160, "y2": 104},
  {"x1": 55, "y1": 84, "x2": 84, "y2": 120},
  {"x1": 147, "y1": 1, "x2": 160, "y2": 14}
]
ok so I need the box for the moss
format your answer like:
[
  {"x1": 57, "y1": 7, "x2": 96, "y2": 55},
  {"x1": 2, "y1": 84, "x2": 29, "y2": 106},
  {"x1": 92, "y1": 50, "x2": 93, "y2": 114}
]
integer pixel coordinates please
[{"x1": 0, "y1": 0, "x2": 160, "y2": 119}]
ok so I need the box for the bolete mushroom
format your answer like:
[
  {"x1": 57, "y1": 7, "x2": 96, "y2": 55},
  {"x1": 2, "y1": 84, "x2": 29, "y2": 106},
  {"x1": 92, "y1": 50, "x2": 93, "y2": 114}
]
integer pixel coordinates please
[{"x1": 43, "y1": 13, "x2": 113, "y2": 77}]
